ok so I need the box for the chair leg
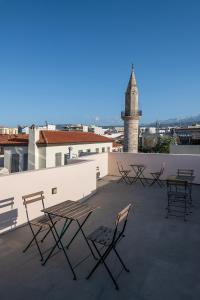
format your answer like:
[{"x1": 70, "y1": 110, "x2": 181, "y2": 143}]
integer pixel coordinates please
[
  {"x1": 23, "y1": 225, "x2": 44, "y2": 261},
  {"x1": 87, "y1": 242, "x2": 119, "y2": 290},
  {"x1": 40, "y1": 221, "x2": 61, "y2": 250},
  {"x1": 113, "y1": 248, "x2": 129, "y2": 272},
  {"x1": 23, "y1": 227, "x2": 42, "y2": 253}
]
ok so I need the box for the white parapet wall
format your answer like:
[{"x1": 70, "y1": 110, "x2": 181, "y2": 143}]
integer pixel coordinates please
[
  {"x1": 78, "y1": 153, "x2": 109, "y2": 179},
  {"x1": 170, "y1": 144, "x2": 200, "y2": 155},
  {"x1": 108, "y1": 152, "x2": 200, "y2": 184},
  {"x1": 0, "y1": 160, "x2": 96, "y2": 234}
]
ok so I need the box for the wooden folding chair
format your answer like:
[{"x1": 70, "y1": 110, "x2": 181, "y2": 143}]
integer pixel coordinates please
[
  {"x1": 116, "y1": 161, "x2": 132, "y2": 184},
  {"x1": 150, "y1": 163, "x2": 165, "y2": 187},
  {"x1": 86, "y1": 204, "x2": 132, "y2": 290},
  {"x1": 22, "y1": 191, "x2": 60, "y2": 261}
]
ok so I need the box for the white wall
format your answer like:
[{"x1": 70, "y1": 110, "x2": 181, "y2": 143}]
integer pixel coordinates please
[
  {"x1": 28, "y1": 127, "x2": 40, "y2": 170},
  {"x1": 170, "y1": 144, "x2": 200, "y2": 155},
  {"x1": 0, "y1": 160, "x2": 96, "y2": 234},
  {"x1": 108, "y1": 152, "x2": 200, "y2": 184},
  {"x1": 78, "y1": 153, "x2": 109, "y2": 178},
  {"x1": 38, "y1": 147, "x2": 46, "y2": 169},
  {"x1": 44, "y1": 142, "x2": 112, "y2": 168},
  {"x1": 4, "y1": 146, "x2": 28, "y2": 172}
]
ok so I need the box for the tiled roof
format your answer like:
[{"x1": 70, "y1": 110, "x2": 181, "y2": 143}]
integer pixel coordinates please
[
  {"x1": 0, "y1": 134, "x2": 28, "y2": 145},
  {"x1": 112, "y1": 142, "x2": 123, "y2": 148},
  {"x1": 0, "y1": 131, "x2": 113, "y2": 146},
  {"x1": 37, "y1": 131, "x2": 113, "y2": 145}
]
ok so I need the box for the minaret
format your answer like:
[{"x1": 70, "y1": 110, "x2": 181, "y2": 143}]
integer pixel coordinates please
[{"x1": 121, "y1": 66, "x2": 142, "y2": 152}]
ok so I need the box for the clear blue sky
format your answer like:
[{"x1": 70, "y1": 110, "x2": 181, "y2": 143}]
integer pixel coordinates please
[{"x1": 0, "y1": 0, "x2": 200, "y2": 126}]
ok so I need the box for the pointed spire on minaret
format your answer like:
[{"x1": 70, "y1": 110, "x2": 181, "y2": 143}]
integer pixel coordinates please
[{"x1": 126, "y1": 64, "x2": 137, "y2": 92}]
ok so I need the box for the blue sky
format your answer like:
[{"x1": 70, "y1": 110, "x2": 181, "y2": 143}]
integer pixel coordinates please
[{"x1": 0, "y1": 0, "x2": 200, "y2": 126}]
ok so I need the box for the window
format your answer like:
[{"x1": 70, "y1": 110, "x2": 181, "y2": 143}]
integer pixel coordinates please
[
  {"x1": 102, "y1": 147, "x2": 105, "y2": 153},
  {"x1": 107, "y1": 147, "x2": 110, "y2": 152},
  {"x1": 55, "y1": 153, "x2": 62, "y2": 167},
  {"x1": 11, "y1": 154, "x2": 19, "y2": 173},
  {"x1": 23, "y1": 153, "x2": 28, "y2": 171},
  {"x1": 96, "y1": 148, "x2": 99, "y2": 153},
  {"x1": 64, "y1": 154, "x2": 68, "y2": 165},
  {"x1": 78, "y1": 150, "x2": 83, "y2": 157}
]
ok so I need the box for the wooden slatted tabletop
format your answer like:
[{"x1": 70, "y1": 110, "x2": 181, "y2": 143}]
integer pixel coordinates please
[{"x1": 42, "y1": 200, "x2": 97, "y2": 220}]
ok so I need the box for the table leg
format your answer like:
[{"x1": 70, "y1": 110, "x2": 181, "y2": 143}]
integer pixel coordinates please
[
  {"x1": 66, "y1": 212, "x2": 97, "y2": 260},
  {"x1": 42, "y1": 216, "x2": 76, "y2": 280}
]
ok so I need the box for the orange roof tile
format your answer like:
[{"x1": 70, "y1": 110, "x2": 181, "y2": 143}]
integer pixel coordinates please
[{"x1": 0, "y1": 131, "x2": 113, "y2": 146}]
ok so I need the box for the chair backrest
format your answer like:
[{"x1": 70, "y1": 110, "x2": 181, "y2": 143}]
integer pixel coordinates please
[
  {"x1": 166, "y1": 179, "x2": 188, "y2": 194},
  {"x1": 117, "y1": 161, "x2": 123, "y2": 173},
  {"x1": 177, "y1": 169, "x2": 194, "y2": 177},
  {"x1": 22, "y1": 191, "x2": 45, "y2": 222},
  {"x1": 159, "y1": 162, "x2": 165, "y2": 176},
  {"x1": 117, "y1": 160, "x2": 130, "y2": 173},
  {"x1": 112, "y1": 204, "x2": 132, "y2": 243}
]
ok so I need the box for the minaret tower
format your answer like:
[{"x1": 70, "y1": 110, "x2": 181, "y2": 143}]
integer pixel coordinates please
[{"x1": 121, "y1": 65, "x2": 142, "y2": 152}]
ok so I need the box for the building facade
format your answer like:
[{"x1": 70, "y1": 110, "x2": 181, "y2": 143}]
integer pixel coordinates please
[{"x1": 1, "y1": 127, "x2": 114, "y2": 173}]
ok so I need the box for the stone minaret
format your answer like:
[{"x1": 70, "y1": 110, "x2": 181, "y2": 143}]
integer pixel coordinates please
[{"x1": 121, "y1": 66, "x2": 141, "y2": 152}]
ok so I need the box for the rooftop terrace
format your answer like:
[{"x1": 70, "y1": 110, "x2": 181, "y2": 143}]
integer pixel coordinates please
[{"x1": 1, "y1": 176, "x2": 200, "y2": 300}]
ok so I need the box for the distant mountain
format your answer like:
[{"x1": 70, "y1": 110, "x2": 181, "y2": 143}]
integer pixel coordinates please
[{"x1": 143, "y1": 114, "x2": 200, "y2": 127}]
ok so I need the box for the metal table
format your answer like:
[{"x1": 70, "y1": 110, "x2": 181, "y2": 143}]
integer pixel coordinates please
[
  {"x1": 130, "y1": 164, "x2": 146, "y2": 186},
  {"x1": 42, "y1": 200, "x2": 97, "y2": 280}
]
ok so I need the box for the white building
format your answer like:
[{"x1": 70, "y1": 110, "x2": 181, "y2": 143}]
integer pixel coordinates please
[
  {"x1": 0, "y1": 126, "x2": 114, "y2": 173},
  {"x1": 22, "y1": 124, "x2": 56, "y2": 134},
  {"x1": 0, "y1": 127, "x2": 18, "y2": 134}
]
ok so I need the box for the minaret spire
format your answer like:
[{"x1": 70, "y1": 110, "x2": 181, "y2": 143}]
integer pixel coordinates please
[
  {"x1": 131, "y1": 63, "x2": 134, "y2": 72},
  {"x1": 121, "y1": 66, "x2": 142, "y2": 152}
]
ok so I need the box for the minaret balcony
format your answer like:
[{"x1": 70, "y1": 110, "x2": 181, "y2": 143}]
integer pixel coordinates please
[{"x1": 121, "y1": 110, "x2": 142, "y2": 119}]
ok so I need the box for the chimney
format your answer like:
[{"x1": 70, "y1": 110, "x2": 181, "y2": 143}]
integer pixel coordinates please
[{"x1": 28, "y1": 125, "x2": 40, "y2": 170}]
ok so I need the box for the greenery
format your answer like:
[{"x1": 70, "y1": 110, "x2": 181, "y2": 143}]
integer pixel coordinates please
[{"x1": 154, "y1": 136, "x2": 177, "y2": 153}]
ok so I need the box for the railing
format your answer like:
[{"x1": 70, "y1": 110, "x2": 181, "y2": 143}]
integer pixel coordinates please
[{"x1": 121, "y1": 110, "x2": 142, "y2": 118}]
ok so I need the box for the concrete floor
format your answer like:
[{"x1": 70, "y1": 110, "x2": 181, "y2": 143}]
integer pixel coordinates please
[{"x1": 0, "y1": 176, "x2": 200, "y2": 300}]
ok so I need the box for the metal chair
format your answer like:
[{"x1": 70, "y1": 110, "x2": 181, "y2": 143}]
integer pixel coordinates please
[
  {"x1": 117, "y1": 161, "x2": 132, "y2": 184},
  {"x1": 177, "y1": 169, "x2": 194, "y2": 205},
  {"x1": 86, "y1": 204, "x2": 132, "y2": 290},
  {"x1": 22, "y1": 191, "x2": 60, "y2": 261},
  {"x1": 150, "y1": 163, "x2": 165, "y2": 187},
  {"x1": 166, "y1": 180, "x2": 191, "y2": 221},
  {"x1": 177, "y1": 169, "x2": 194, "y2": 177}
]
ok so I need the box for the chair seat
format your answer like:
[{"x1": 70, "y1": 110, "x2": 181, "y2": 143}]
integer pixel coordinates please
[
  {"x1": 30, "y1": 214, "x2": 59, "y2": 229},
  {"x1": 120, "y1": 170, "x2": 131, "y2": 174},
  {"x1": 168, "y1": 191, "x2": 189, "y2": 199},
  {"x1": 87, "y1": 225, "x2": 120, "y2": 246},
  {"x1": 151, "y1": 171, "x2": 160, "y2": 175}
]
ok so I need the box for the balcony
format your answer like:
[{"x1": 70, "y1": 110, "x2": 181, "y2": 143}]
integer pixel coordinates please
[
  {"x1": 121, "y1": 110, "x2": 142, "y2": 119},
  {"x1": 0, "y1": 152, "x2": 200, "y2": 299}
]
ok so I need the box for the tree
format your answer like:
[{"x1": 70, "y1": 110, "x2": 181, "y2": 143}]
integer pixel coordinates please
[{"x1": 155, "y1": 136, "x2": 177, "y2": 153}]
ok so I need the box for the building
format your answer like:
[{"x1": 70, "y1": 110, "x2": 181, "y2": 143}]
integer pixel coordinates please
[
  {"x1": 0, "y1": 126, "x2": 114, "y2": 173},
  {"x1": 121, "y1": 66, "x2": 142, "y2": 152},
  {"x1": 172, "y1": 125, "x2": 200, "y2": 145},
  {"x1": 0, "y1": 126, "x2": 18, "y2": 135},
  {"x1": 57, "y1": 124, "x2": 105, "y2": 135},
  {"x1": 20, "y1": 124, "x2": 56, "y2": 134}
]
